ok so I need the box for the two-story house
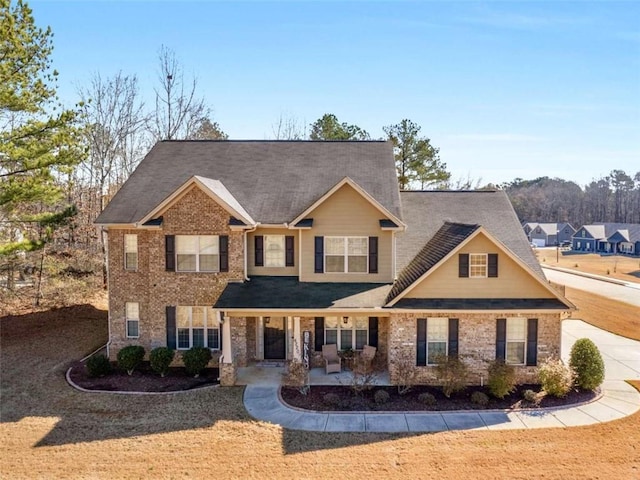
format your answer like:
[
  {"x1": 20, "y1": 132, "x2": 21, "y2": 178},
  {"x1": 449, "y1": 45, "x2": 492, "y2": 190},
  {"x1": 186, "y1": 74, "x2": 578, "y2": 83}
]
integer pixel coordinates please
[
  {"x1": 96, "y1": 140, "x2": 574, "y2": 386},
  {"x1": 524, "y1": 222, "x2": 576, "y2": 247}
]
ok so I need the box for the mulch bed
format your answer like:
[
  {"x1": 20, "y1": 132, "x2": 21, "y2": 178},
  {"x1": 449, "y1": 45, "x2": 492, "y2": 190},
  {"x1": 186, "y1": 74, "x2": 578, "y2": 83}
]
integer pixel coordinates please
[
  {"x1": 68, "y1": 361, "x2": 219, "y2": 392},
  {"x1": 281, "y1": 385, "x2": 598, "y2": 412}
]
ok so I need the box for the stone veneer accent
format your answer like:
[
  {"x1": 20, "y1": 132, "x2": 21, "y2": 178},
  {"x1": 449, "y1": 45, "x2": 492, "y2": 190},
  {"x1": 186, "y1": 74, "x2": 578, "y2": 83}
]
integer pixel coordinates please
[
  {"x1": 387, "y1": 312, "x2": 562, "y2": 385},
  {"x1": 219, "y1": 360, "x2": 237, "y2": 386},
  {"x1": 107, "y1": 186, "x2": 244, "y2": 361}
]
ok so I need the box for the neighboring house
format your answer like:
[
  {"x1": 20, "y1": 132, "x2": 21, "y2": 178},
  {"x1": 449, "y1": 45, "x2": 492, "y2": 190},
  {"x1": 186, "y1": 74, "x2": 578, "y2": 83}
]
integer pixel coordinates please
[
  {"x1": 572, "y1": 223, "x2": 640, "y2": 254},
  {"x1": 523, "y1": 222, "x2": 576, "y2": 247},
  {"x1": 96, "y1": 140, "x2": 574, "y2": 387}
]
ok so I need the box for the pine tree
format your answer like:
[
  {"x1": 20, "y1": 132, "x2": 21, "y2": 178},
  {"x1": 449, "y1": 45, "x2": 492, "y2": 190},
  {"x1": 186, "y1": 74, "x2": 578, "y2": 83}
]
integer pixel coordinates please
[{"x1": 0, "y1": 0, "x2": 84, "y2": 290}]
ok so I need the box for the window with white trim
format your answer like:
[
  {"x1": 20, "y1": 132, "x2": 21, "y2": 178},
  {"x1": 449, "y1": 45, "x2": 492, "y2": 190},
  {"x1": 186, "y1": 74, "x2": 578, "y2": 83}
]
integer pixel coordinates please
[
  {"x1": 176, "y1": 306, "x2": 220, "y2": 350},
  {"x1": 469, "y1": 253, "x2": 487, "y2": 278},
  {"x1": 176, "y1": 235, "x2": 219, "y2": 272},
  {"x1": 324, "y1": 316, "x2": 368, "y2": 350},
  {"x1": 264, "y1": 235, "x2": 285, "y2": 267},
  {"x1": 506, "y1": 317, "x2": 526, "y2": 365},
  {"x1": 124, "y1": 234, "x2": 138, "y2": 270},
  {"x1": 125, "y1": 302, "x2": 139, "y2": 338},
  {"x1": 427, "y1": 317, "x2": 448, "y2": 365},
  {"x1": 325, "y1": 237, "x2": 368, "y2": 273}
]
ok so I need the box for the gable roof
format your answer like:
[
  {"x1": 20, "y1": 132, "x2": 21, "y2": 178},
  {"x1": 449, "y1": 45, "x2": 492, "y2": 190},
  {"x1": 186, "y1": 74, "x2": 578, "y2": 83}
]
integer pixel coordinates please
[
  {"x1": 96, "y1": 140, "x2": 402, "y2": 225},
  {"x1": 386, "y1": 222, "x2": 479, "y2": 303},
  {"x1": 396, "y1": 190, "x2": 544, "y2": 279},
  {"x1": 533, "y1": 223, "x2": 573, "y2": 235},
  {"x1": 575, "y1": 223, "x2": 640, "y2": 242}
]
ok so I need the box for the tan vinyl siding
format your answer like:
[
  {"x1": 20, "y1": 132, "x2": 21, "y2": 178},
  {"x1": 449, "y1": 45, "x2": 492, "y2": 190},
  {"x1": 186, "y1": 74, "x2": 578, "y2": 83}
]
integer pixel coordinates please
[
  {"x1": 247, "y1": 228, "x2": 299, "y2": 276},
  {"x1": 405, "y1": 232, "x2": 554, "y2": 299},
  {"x1": 299, "y1": 184, "x2": 393, "y2": 283}
]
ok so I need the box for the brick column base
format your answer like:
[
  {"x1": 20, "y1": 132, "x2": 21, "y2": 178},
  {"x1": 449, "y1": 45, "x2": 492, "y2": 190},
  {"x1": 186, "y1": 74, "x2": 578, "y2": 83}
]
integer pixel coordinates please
[{"x1": 219, "y1": 361, "x2": 237, "y2": 386}]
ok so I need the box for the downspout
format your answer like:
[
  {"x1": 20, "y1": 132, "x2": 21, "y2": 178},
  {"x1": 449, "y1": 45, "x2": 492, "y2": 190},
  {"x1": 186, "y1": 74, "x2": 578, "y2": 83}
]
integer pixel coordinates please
[
  {"x1": 392, "y1": 230, "x2": 397, "y2": 280},
  {"x1": 244, "y1": 224, "x2": 259, "y2": 281}
]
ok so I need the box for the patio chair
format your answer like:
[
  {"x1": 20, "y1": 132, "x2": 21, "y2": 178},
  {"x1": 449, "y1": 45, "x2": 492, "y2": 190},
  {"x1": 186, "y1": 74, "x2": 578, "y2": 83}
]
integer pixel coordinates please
[
  {"x1": 361, "y1": 345, "x2": 377, "y2": 365},
  {"x1": 322, "y1": 344, "x2": 342, "y2": 374}
]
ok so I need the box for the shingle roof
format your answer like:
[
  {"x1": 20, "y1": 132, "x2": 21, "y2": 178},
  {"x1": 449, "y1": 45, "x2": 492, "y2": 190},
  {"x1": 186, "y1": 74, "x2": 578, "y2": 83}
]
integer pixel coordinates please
[
  {"x1": 577, "y1": 223, "x2": 640, "y2": 242},
  {"x1": 396, "y1": 191, "x2": 544, "y2": 280},
  {"x1": 215, "y1": 276, "x2": 391, "y2": 309},
  {"x1": 386, "y1": 222, "x2": 479, "y2": 303},
  {"x1": 96, "y1": 140, "x2": 401, "y2": 225}
]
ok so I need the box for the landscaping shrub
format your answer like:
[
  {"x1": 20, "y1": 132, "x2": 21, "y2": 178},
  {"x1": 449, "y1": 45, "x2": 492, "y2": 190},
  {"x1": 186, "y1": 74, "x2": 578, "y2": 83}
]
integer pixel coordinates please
[
  {"x1": 392, "y1": 350, "x2": 418, "y2": 395},
  {"x1": 117, "y1": 345, "x2": 145, "y2": 375},
  {"x1": 435, "y1": 355, "x2": 469, "y2": 398},
  {"x1": 86, "y1": 354, "x2": 112, "y2": 377},
  {"x1": 570, "y1": 338, "x2": 605, "y2": 390},
  {"x1": 282, "y1": 360, "x2": 309, "y2": 395},
  {"x1": 149, "y1": 347, "x2": 175, "y2": 377},
  {"x1": 487, "y1": 359, "x2": 517, "y2": 399},
  {"x1": 374, "y1": 389, "x2": 390, "y2": 405},
  {"x1": 523, "y1": 389, "x2": 538, "y2": 403},
  {"x1": 539, "y1": 357, "x2": 576, "y2": 398},
  {"x1": 323, "y1": 393, "x2": 340, "y2": 406},
  {"x1": 182, "y1": 347, "x2": 212, "y2": 377},
  {"x1": 471, "y1": 391, "x2": 489, "y2": 406},
  {"x1": 418, "y1": 392, "x2": 436, "y2": 406}
]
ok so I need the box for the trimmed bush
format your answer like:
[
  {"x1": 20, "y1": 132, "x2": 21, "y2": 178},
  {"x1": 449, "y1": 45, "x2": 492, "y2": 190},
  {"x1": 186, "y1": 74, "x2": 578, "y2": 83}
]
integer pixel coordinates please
[
  {"x1": 117, "y1": 345, "x2": 145, "y2": 375},
  {"x1": 487, "y1": 359, "x2": 517, "y2": 399},
  {"x1": 435, "y1": 355, "x2": 469, "y2": 398},
  {"x1": 323, "y1": 393, "x2": 340, "y2": 406},
  {"x1": 523, "y1": 389, "x2": 538, "y2": 403},
  {"x1": 570, "y1": 338, "x2": 605, "y2": 390},
  {"x1": 86, "y1": 354, "x2": 112, "y2": 377},
  {"x1": 374, "y1": 389, "x2": 390, "y2": 405},
  {"x1": 418, "y1": 392, "x2": 437, "y2": 406},
  {"x1": 539, "y1": 357, "x2": 576, "y2": 398},
  {"x1": 471, "y1": 391, "x2": 489, "y2": 406},
  {"x1": 149, "y1": 347, "x2": 175, "y2": 377},
  {"x1": 182, "y1": 347, "x2": 212, "y2": 377}
]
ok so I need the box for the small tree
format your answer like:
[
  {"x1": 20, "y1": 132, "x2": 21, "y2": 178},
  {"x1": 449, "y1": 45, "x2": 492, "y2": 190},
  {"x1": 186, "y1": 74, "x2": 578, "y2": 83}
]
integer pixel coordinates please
[
  {"x1": 182, "y1": 347, "x2": 211, "y2": 377},
  {"x1": 539, "y1": 357, "x2": 576, "y2": 398},
  {"x1": 392, "y1": 349, "x2": 418, "y2": 395},
  {"x1": 570, "y1": 338, "x2": 605, "y2": 390},
  {"x1": 149, "y1": 347, "x2": 175, "y2": 377},
  {"x1": 487, "y1": 359, "x2": 517, "y2": 399},
  {"x1": 117, "y1": 345, "x2": 145, "y2": 375},
  {"x1": 434, "y1": 355, "x2": 468, "y2": 398},
  {"x1": 342, "y1": 354, "x2": 378, "y2": 396}
]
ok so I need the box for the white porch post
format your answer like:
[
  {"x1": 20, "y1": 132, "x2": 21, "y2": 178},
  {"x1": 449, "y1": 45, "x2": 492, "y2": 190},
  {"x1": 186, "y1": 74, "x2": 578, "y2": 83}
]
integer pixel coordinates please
[
  {"x1": 293, "y1": 316, "x2": 301, "y2": 361},
  {"x1": 221, "y1": 313, "x2": 233, "y2": 364}
]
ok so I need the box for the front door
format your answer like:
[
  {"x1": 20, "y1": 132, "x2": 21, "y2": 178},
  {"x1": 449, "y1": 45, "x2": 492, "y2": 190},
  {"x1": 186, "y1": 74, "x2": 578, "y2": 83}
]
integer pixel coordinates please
[{"x1": 263, "y1": 316, "x2": 286, "y2": 360}]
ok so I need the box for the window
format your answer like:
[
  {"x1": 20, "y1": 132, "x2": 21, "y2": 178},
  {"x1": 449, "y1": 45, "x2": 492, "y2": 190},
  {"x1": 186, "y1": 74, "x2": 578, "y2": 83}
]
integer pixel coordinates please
[
  {"x1": 324, "y1": 316, "x2": 368, "y2": 350},
  {"x1": 125, "y1": 302, "x2": 139, "y2": 338},
  {"x1": 325, "y1": 237, "x2": 368, "y2": 273},
  {"x1": 124, "y1": 234, "x2": 138, "y2": 270},
  {"x1": 469, "y1": 254, "x2": 487, "y2": 278},
  {"x1": 176, "y1": 306, "x2": 220, "y2": 350},
  {"x1": 176, "y1": 235, "x2": 219, "y2": 272},
  {"x1": 427, "y1": 318, "x2": 448, "y2": 364},
  {"x1": 506, "y1": 317, "x2": 526, "y2": 365},
  {"x1": 264, "y1": 235, "x2": 285, "y2": 267}
]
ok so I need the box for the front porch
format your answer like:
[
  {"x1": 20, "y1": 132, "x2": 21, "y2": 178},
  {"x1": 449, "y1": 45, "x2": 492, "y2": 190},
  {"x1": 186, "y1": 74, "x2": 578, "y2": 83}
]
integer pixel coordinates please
[{"x1": 236, "y1": 363, "x2": 391, "y2": 386}]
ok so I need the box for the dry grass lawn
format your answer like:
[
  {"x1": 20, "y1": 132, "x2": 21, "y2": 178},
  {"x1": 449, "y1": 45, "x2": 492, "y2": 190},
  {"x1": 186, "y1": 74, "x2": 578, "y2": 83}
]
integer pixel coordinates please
[
  {"x1": 536, "y1": 249, "x2": 640, "y2": 284},
  {"x1": 2, "y1": 301, "x2": 640, "y2": 479},
  {"x1": 566, "y1": 287, "x2": 640, "y2": 341}
]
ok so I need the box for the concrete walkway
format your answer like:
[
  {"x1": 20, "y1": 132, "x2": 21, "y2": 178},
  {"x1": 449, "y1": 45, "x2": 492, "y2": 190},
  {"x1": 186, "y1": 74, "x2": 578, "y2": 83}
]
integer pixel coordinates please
[{"x1": 243, "y1": 320, "x2": 640, "y2": 432}]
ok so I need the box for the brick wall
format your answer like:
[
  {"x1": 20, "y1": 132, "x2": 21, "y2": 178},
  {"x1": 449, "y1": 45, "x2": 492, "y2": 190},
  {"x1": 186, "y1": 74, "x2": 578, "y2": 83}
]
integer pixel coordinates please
[
  {"x1": 387, "y1": 312, "x2": 561, "y2": 385},
  {"x1": 107, "y1": 186, "x2": 244, "y2": 361}
]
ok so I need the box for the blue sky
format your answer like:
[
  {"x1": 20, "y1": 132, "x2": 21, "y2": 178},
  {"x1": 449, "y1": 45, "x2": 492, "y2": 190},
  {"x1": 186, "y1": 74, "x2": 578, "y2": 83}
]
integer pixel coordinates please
[{"x1": 30, "y1": 0, "x2": 640, "y2": 187}]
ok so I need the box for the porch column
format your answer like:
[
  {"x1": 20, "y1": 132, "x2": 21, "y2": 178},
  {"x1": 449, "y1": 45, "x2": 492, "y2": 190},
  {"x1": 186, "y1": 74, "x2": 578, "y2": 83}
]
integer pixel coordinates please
[
  {"x1": 218, "y1": 312, "x2": 237, "y2": 386},
  {"x1": 222, "y1": 315, "x2": 233, "y2": 364},
  {"x1": 293, "y1": 316, "x2": 301, "y2": 361}
]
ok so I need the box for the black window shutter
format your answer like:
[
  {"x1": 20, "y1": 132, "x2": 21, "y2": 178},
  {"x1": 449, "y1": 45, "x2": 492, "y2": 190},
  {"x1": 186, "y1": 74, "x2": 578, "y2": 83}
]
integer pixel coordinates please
[
  {"x1": 496, "y1": 318, "x2": 506, "y2": 360},
  {"x1": 448, "y1": 318, "x2": 459, "y2": 358},
  {"x1": 314, "y1": 317, "x2": 324, "y2": 351},
  {"x1": 255, "y1": 236, "x2": 264, "y2": 266},
  {"x1": 165, "y1": 235, "x2": 175, "y2": 271},
  {"x1": 488, "y1": 253, "x2": 498, "y2": 278},
  {"x1": 368, "y1": 317, "x2": 378, "y2": 348},
  {"x1": 285, "y1": 236, "x2": 295, "y2": 267},
  {"x1": 314, "y1": 236, "x2": 324, "y2": 273},
  {"x1": 369, "y1": 236, "x2": 378, "y2": 274},
  {"x1": 166, "y1": 306, "x2": 176, "y2": 349},
  {"x1": 526, "y1": 318, "x2": 538, "y2": 366},
  {"x1": 219, "y1": 235, "x2": 229, "y2": 272},
  {"x1": 416, "y1": 318, "x2": 427, "y2": 366},
  {"x1": 459, "y1": 253, "x2": 469, "y2": 277}
]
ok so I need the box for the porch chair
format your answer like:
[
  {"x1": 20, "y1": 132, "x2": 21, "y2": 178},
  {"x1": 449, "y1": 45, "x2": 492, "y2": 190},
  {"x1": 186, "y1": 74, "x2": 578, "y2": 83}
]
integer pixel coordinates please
[{"x1": 322, "y1": 344, "x2": 342, "y2": 374}]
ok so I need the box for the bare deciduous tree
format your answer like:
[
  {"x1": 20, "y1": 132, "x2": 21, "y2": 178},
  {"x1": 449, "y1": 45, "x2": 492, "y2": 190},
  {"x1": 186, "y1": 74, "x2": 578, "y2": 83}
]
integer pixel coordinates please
[{"x1": 271, "y1": 113, "x2": 306, "y2": 140}]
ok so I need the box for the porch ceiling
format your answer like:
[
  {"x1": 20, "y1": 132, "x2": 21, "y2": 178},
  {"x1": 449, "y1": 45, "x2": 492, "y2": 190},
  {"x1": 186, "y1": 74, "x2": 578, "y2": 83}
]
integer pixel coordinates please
[{"x1": 214, "y1": 276, "x2": 392, "y2": 309}]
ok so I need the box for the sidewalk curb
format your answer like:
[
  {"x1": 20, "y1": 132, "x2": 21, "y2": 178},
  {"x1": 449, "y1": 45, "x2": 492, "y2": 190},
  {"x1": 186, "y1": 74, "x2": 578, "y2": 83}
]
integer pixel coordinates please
[{"x1": 541, "y1": 265, "x2": 633, "y2": 287}]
